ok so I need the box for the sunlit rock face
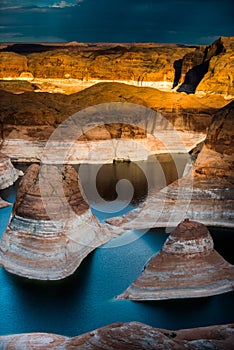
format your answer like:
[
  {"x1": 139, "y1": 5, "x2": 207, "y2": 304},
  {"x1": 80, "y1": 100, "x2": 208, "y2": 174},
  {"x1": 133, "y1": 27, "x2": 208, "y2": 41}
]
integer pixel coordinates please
[
  {"x1": 0, "y1": 52, "x2": 28, "y2": 79},
  {"x1": 0, "y1": 322, "x2": 234, "y2": 349},
  {"x1": 177, "y1": 36, "x2": 234, "y2": 95},
  {"x1": 118, "y1": 220, "x2": 234, "y2": 301},
  {"x1": 197, "y1": 36, "x2": 234, "y2": 97},
  {"x1": 0, "y1": 42, "x2": 193, "y2": 84},
  {"x1": 106, "y1": 101, "x2": 234, "y2": 229},
  {"x1": 0, "y1": 163, "x2": 112, "y2": 280}
]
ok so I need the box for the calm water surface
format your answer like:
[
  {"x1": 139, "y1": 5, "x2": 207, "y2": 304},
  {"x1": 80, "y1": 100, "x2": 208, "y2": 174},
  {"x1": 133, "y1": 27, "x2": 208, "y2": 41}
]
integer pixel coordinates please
[{"x1": 0, "y1": 157, "x2": 233, "y2": 336}]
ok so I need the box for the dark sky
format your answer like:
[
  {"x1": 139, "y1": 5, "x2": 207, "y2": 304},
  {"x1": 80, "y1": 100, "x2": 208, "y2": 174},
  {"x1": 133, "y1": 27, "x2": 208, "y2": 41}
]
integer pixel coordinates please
[{"x1": 0, "y1": 0, "x2": 233, "y2": 44}]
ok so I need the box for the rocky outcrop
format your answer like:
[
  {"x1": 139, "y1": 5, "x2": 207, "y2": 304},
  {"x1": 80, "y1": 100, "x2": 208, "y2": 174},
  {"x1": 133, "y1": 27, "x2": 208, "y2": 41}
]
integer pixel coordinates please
[
  {"x1": 0, "y1": 38, "x2": 233, "y2": 96},
  {"x1": 119, "y1": 220, "x2": 234, "y2": 300},
  {"x1": 106, "y1": 100, "x2": 234, "y2": 229},
  {"x1": 0, "y1": 83, "x2": 229, "y2": 163},
  {"x1": 0, "y1": 197, "x2": 11, "y2": 208},
  {"x1": 1, "y1": 322, "x2": 234, "y2": 349},
  {"x1": 0, "y1": 152, "x2": 21, "y2": 208},
  {"x1": 177, "y1": 36, "x2": 234, "y2": 95},
  {"x1": 0, "y1": 163, "x2": 114, "y2": 280},
  {"x1": 0, "y1": 152, "x2": 21, "y2": 190},
  {"x1": 0, "y1": 52, "x2": 28, "y2": 79}
]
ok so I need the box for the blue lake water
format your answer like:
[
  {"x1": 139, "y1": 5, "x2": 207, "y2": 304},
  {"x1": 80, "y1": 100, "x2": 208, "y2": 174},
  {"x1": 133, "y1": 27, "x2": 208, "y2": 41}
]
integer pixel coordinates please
[{"x1": 0, "y1": 159, "x2": 234, "y2": 336}]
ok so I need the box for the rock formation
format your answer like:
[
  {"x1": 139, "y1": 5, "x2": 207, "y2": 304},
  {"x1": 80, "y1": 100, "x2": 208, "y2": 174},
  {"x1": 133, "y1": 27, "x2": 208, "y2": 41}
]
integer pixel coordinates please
[
  {"x1": 106, "y1": 100, "x2": 234, "y2": 229},
  {"x1": 177, "y1": 36, "x2": 234, "y2": 95},
  {"x1": 0, "y1": 322, "x2": 234, "y2": 349},
  {"x1": 0, "y1": 152, "x2": 21, "y2": 190},
  {"x1": 119, "y1": 220, "x2": 234, "y2": 300},
  {"x1": 0, "y1": 163, "x2": 114, "y2": 280},
  {"x1": 0, "y1": 37, "x2": 233, "y2": 96},
  {"x1": 0, "y1": 152, "x2": 21, "y2": 208},
  {"x1": 0, "y1": 82, "x2": 229, "y2": 163},
  {"x1": 0, "y1": 42, "x2": 194, "y2": 84}
]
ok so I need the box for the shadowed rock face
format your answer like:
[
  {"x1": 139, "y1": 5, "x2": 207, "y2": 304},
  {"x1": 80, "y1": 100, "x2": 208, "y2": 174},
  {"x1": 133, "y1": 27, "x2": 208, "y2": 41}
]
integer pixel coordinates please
[
  {"x1": 177, "y1": 36, "x2": 234, "y2": 95},
  {"x1": 0, "y1": 322, "x2": 234, "y2": 349},
  {"x1": 119, "y1": 220, "x2": 234, "y2": 301},
  {"x1": 0, "y1": 163, "x2": 113, "y2": 280}
]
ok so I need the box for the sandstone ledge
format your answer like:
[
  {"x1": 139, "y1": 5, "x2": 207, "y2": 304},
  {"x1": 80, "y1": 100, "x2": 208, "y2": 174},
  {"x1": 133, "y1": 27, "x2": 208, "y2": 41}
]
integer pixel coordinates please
[{"x1": 0, "y1": 322, "x2": 234, "y2": 349}]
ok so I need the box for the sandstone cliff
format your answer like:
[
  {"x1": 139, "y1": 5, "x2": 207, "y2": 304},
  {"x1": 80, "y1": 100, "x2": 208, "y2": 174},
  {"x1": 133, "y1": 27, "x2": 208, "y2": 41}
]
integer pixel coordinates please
[
  {"x1": 0, "y1": 43, "x2": 194, "y2": 83},
  {"x1": 0, "y1": 322, "x2": 233, "y2": 349},
  {"x1": 119, "y1": 220, "x2": 234, "y2": 300},
  {"x1": 178, "y1": 36, "x2": 234, "y2": 95},
  {"x1": 0, "y1": 37, "x2": 233, "y2": 96},
  {"x1": 0, "y1": 82, "x2": 229, "y2": 163}
]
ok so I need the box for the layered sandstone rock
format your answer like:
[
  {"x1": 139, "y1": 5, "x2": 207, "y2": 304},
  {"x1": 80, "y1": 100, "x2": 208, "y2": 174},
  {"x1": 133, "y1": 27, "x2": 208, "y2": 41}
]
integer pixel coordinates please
[
  {"x1": 0, "y1": 152, "x2": 21, "y2": 190},
  {"x1": 177, "y1": 36, "x2": 234, "y2": 95},
  {"x1": 0, "y1": 163, "x2": 113, "y2": 280},
  {"x1": 0, "y1": 83, "x2": 229, "y2": 163},
  {"x1": 106, "y1": 100, "x2": 234, "y2": 229},
  {"x1": 119, "y1": 220, "x2": 234, "y2": 300},
  {"x1": 0, "y1": 322, "x2": 234, "y2": 349},
  {"x1": 197, "y1": 36, "x2": 234, "y2": 96},
  {"x1": 0, "y1": 42, "x2": 193, "y2": 84},
  {"x1": 0, "y1": 152, "x2": 21, "y2": 208},
  {"x1": 0, "y1": 52, "x2": 28, "y2": 79}
]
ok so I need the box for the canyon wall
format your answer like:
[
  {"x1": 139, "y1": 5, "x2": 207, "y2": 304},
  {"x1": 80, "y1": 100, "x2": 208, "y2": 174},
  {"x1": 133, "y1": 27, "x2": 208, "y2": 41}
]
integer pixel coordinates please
[
  {"x1": 106, "y1": 100, "x2": 234, "y2": 229},
  {"x1": 0, "y1": 82, "x2": 229, "y2": 163},
  {"x1": 0, "y1": 37, "x2": 233, "y2": 96}
]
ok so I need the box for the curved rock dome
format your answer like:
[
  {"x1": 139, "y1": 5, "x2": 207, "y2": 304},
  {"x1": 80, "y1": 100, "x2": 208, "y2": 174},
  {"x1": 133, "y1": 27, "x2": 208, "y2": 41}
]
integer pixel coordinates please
[{"x1": 119, "y1": 219, "x2": 234, "y2": 300}]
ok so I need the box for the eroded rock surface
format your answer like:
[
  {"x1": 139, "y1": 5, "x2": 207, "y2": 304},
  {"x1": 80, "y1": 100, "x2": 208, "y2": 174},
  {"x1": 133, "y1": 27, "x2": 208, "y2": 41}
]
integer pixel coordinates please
[
  {"x1": 0, "y1": 82, "x2": 229, "y2": 163},
  {"x1": 0, "y1": 152, "x2": 21, "y2": 207},
  {"x1": 119, "y1": 220, "x2": 234, "y2": 300},
  {"x1": 0, "y1": 163, "x2": 113, "y2": 280},
  {"x1": 106, "y1": 100, "x2": 234, "y2": 229},
  {"x1": 0, "y1": 152, "x2": 21, "y2": 190},
  {"x1": 0, "y1": 322, "x2": 234, "y2": 350}
]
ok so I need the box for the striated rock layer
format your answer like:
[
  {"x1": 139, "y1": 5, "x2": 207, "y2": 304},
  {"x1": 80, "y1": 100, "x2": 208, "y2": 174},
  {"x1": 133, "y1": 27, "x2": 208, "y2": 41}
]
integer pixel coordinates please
[
  {"x1": 0, "y1": 152, "x2": 21, "y2": 190},
  {"x1": 0, "y1": 163, "x2": 114, "y2": 280},
  {"x1": 119, "y1": 220, "x2": 234, "y2": 300},
  {"x1": 0, "y1": 82, "x2": 229, "y2": 163},
  {"x1": 0, "y1": 152, "x2": 21, "y2": 208},
  {"x1": 0, "y1": 322, "x2": 234, "y2": 350},
  {"x1": 106, "y1": 100, "x2": 234, "y2": 229}
]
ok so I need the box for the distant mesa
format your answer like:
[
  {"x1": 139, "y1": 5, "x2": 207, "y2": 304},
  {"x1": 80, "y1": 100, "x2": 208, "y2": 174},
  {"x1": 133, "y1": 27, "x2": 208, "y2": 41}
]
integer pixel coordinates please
[
  {"x1": 65, "y1": 41, "x2": 88, "y2": 47},
  {"x1": 118, "y1": 219, "x2": 234, "y2": 300}
]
